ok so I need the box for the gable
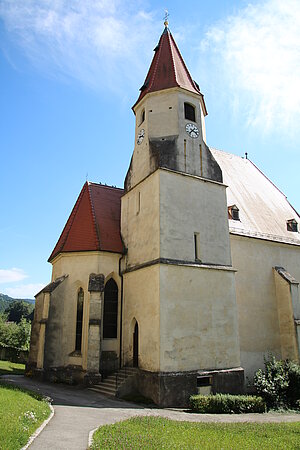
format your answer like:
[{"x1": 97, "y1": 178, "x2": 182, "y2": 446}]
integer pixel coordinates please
[{"x1": 49, "y1": 182, "x2": 124, "y2": 261}]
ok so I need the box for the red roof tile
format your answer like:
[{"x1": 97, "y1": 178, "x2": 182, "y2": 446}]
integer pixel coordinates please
[
  {"x1": 49, "y1": 182, "x2": 124, "y2": 261},
  {"x1": 134, "y1": 27, "x2": 206, "y2": 111}
]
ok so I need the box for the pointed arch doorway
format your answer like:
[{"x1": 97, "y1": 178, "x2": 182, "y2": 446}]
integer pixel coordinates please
[{"x1": 133, "y1": 321, "x2": 139, "y2": 367}]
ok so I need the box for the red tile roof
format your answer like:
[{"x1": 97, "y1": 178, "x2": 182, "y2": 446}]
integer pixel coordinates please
[
  {"x1": 134, "y1": 27, "x2": 206, "y2": 112},
  {"x1": 49, "y1": 182, "x2": 124, "y2": 261}
]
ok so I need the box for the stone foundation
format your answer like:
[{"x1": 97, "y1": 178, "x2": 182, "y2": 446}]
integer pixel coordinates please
[{"x1": 124, "y1": 367, "x2": 244, "y2": 407}]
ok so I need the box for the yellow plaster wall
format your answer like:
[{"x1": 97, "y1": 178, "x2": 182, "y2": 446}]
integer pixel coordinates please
[
  {"x1": 159, "y1": 169, "x2": 232, "y2": 265},
  {"x1": 159, "y1": 264, "x2": 241, "y2": 372},
  {"x1": 230, "y1": 234, "x2": 300, "y2": 378},
  {"x1": 50, "y1": 251, "x2": 121, "y2": 370},
  {"x1": 122, "y1": 265, "x2": 160, "y2": 371},
  {"x1": 121, "y1": 171, "x2": 160, "y2": 268},
  {"x1": 129, "y1": 88, "x2": 206, "y2": 189},
  {"x1": 273, "y1": 269, "x2": 299, "y2": 360}
]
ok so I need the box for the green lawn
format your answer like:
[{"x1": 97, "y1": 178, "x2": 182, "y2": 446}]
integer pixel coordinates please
[
  {"x1": 0, "y1": 359, "x2": 25, "y2": 375},
  {"x1": 0, "y1": 383, "x2": 51, "y2": 450},
  {"x1": 91, "y1": 416, "x2": 300, "y2": 450}
]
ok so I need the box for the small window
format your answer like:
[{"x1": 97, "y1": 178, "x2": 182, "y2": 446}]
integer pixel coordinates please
[
  {"x1": 75, "y1": 288, "x2": 84, "y2": 352},
  {"x1": 194, "y1": 233, "x2": 200, "y2": 260},
  {"x1": 184, "y1": 103, "x2": 196, "y2": 122},
  {"x1": 287, "y1": 219, "x2": 298, "y2": 232},
  {"x1": 228, "y1": 205, "x2": 240, "y2": 221},
  {"x1": 197, "y1": 376, "x2": 212, "y2": 387},
  {"x1": 140, "y1": 109, "x2": 145, "y2": 125}
]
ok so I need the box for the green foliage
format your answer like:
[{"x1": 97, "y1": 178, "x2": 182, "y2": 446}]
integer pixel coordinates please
[
  {"x1": 0, "y1": 294, "x2": 34, "y2": 315},
  {"x1": 0, "y1": 314, "x2": 31, "y2": 351},
  {"x1": 189, "y1": 393, "x2": 266, "y2": 414},
  {"x1": 254, "y1": 355, "x2": 300, "y2": 409},
  {"x1": 0, "y1": 383, "x2": 50, "y2": 450},
  {"x1": 4, "y1": 300, "x2": 34, "y2": 323},
  {"x1": 91, "y1": 416, "x2": 300, "y2": 449}
]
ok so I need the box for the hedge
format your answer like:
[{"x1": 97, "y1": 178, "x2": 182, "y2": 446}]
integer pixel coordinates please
[{"x1": 190, "y1": 394, "x2": 266, "y2": 414}]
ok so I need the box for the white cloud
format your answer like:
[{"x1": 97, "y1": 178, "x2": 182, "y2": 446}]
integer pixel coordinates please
[
  {"x1": 0, "y1": 0, "x2": 159, "y2": 93},
  {"x1": 0, "y1": 268, "x2": 28, "y2": 284},
  {"x1": 4, "y1": 283, "x2": 45, "y2": 299},
  {"x1": 201, "y1": 0, "x2": 300, "y2": 133}
]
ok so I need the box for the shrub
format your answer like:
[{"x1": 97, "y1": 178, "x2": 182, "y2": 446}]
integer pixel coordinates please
[
  {"x1": 189, "y1": 394, "x2": 266, "y2": 414},
  {"x1": 253, "y1": 355, "x2": 300, "y2": 409}
]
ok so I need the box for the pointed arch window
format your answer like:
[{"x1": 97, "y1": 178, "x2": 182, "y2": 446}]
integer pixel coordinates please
[
  {"x1": 184, "y1": 103, "x2": 196, "y2": 122},
  {"x1": 103, "y1": 279, "x2": 118, "y2": 339},
  {"x1": 75, "y1": 288, "x2": 84, "y2": 352}
]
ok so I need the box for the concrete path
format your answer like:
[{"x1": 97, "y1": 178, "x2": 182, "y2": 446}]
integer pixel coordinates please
[{"x1": 1, "y1": 375, "x2": 299, "y2": 450}]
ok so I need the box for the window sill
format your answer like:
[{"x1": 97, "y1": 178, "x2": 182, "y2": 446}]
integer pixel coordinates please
[{"x1": 69, "y1": 350, "x2": 82, "y2": 357}]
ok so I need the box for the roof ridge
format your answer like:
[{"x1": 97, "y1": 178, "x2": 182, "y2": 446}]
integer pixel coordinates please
[
  {"x1": 87, "y1": 184, "x2": 101, "y2": 249},
  {"x1": 88, "y1": 181, "x2": 124, "y2": 191},
  {"x1": 167, "y1": 30, "x2": 179, "y2": 87},
  {"x1": 148, "y1": 33, "x2": 163, "y2": 93},
  {"x1": 48, "y1": 183, "x2": 88, "y2": 261},
  {"x1": 169, "y1": 31, "x2": 200, "y2": 93},
  {"x1": 247, "y1": 158, "x2": 287, "y2": 199}
]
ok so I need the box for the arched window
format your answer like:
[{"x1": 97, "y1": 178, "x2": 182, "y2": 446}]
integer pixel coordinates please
[
  {"x1": 103, "y1": 279, "x2": 118, "y2": 339},
  {"x1": 75, "y1": 288, "x2": 84, "y2": 352},
  {"x1": 184, "y1": 103, "x2": 196, "y2": 122}
]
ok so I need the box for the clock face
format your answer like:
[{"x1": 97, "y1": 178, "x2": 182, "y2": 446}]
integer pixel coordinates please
[
  {"x1": 185, "y1": 123, "x2": 199, "y2": 139},
  {"x1": 137, "y1": 129, "x2": 145, "y2": 145}
]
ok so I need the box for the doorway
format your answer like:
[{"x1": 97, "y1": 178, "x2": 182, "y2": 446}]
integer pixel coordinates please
[{"x1": 133, "y1": 322, "x2": 139, "y2": 367}]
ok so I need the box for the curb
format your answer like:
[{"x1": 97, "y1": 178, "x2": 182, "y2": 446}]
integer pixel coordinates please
[
  {"x1": 88, "y1": 427, "x2": 98, "y2": 448},
  {"x1": 21, "y1": 402, "x2": 55, "y2": 450}
]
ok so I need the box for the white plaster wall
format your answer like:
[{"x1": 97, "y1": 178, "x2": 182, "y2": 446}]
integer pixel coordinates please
[
  {"x1": 159, "y1": 264, "x2": 241, "y2": 372},
  {"x1": 230, "y1": 234, "x2": 300, "y2": 380},
  {"x1": 159, "y1": 169, "x2": 232, "y2": 265}
]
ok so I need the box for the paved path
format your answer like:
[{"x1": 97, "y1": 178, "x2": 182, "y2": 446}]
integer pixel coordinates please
[{"x1": 1, "y1": 375, "x2": 299, "y2": 450}]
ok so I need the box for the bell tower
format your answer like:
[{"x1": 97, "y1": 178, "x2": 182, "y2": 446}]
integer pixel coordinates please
[
  {"x1": 125, "y1": 23, "x2": 222, "y2": 191},
  {"x1": 121, "y1": 21, "x2": 243, "y2": 407}
]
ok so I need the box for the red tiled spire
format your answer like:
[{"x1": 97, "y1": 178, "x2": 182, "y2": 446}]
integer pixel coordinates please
[
  {"x1": 134, "y1": 26, "x2": 206, "y2": 112},
  {"x1": 48, "y1": 182, "x2": 124, "y2": 262}
]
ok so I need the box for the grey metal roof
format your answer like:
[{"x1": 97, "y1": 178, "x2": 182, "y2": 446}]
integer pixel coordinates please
[{"x1": 211, "y1": 148, "x2": 300, "y2": 246}]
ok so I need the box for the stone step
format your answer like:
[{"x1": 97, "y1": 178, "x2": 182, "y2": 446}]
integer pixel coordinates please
[
  {"x1": 90, "y1": 385, "x2": 116, "y2": 396},
  {"x1": 89, "y1": 366, "x2": 138, "y2": 397}
]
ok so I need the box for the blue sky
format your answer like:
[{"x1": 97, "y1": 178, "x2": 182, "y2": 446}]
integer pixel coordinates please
[{"x1": 1, "y1": 0, "x2": 300, "y2": 298}]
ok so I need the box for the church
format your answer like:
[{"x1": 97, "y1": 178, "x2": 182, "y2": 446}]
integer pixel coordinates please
[{"x1": 28, "y1": 21, "x2": 300, "y2": 407}]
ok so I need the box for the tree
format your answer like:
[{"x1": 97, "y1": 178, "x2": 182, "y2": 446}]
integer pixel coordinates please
[
  {"x1": 4, "y1": 301, "x2": 33, "y2": 323},
  {"x1": 0, "y1": 314, "x2": 31, "y2": 350}
]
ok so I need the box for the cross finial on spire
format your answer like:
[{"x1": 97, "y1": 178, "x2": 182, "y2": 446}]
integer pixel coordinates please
[{"x1": 164, "y1": 9, "x2": 169, "y2": 27}]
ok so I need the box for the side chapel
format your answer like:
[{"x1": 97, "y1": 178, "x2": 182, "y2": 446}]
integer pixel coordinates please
[{"x1": 28, "y1": 21, "x2": 300, "y2": 407}]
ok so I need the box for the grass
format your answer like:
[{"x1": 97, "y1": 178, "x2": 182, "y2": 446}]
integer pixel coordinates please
[
  {"x1": 90, "y1": 416, "x2": 300, "y2": 449},
  {"x1": 0, "y1": 383, "x2": 51, "y2": 450},
  {"x1": 0, "y1": 359, "x2": 25, "y2": 375}
]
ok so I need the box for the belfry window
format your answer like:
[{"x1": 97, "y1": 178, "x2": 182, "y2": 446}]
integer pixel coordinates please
[
  {"x1": 184, "y1": 103, "x2": 196, "y2": 122},
  {"x1": 103, "y1": 279, "x2": 118, "y2": 339},
  {"x1": 228, "y1": 205, "x2": 240, "y2": 221},
  {"x1": 75, "y1": 288, "x2": 84, "y2": 352},
  {"x1": 287, "y1": 219, "x2": 298, "y2": 232},
  {"x1": 139, "y1": 109, "x2": 145, "y2": 125}
]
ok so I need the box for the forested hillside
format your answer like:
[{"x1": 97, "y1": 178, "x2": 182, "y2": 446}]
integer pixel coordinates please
[{"x1": 0, "y1": 294, "x2": 34, "y2": 314}]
